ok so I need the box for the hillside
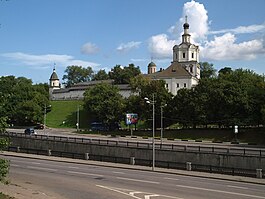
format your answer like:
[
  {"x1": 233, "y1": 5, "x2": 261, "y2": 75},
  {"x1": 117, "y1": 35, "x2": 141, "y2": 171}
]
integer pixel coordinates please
[{"x1": 46, "y1": 100, "x2": 89, "y2": 129}]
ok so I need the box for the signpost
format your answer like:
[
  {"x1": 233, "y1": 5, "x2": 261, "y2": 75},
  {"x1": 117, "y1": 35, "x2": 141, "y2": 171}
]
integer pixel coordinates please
[{"x1": 126, "y1": 113, "x2": 138, "y2": 137}]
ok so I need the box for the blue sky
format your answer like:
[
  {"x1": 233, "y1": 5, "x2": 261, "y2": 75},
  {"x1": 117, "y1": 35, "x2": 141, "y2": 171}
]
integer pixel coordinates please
[{"x1": 0, "y1": 0, "x2": 264, "y2": 84}]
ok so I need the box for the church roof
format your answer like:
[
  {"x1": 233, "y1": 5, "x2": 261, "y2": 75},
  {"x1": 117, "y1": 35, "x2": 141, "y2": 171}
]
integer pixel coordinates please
[
  {"x1": 146, "y1": 62, "x2": 192, "y2": 79},
  {"x1": 148, "y1": 62, "x2": 156, "y2": 67},
  {"x1": 50, "y1": 70, "x2": 59, "y2": 80}
]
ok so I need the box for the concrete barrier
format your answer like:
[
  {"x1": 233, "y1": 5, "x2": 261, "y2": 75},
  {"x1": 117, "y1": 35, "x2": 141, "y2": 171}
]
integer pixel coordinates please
[
  {"x1": 7, "y1": 136, "x2": 265, "y2": 172},
  {"x1": 256, "y1": 169, "x2": 262, "y2": 179}
]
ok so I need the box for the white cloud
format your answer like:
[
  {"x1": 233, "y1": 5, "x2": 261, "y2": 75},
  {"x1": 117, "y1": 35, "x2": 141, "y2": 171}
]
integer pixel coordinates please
[
  {"x1": 116, "y1": 41, "x2": 141, "y2": 52},
  {"x1": 130, "y1": 58, "x2": 149, "y2": 62},
  {"x1": 149, "y1": 0, "x2": 208, "y2": 59},
  {"x1": 169, "y1": 0, "x2": 209, "y2": 43},
  {"x1": 148, "y1": 34, "x2": 176, "y2": 59},
  {"x1": 1, "y1": 52, "x2": 100, "y2": 68},
  {"x1": 81, "y1": 42, "x2": 100, "y2": 55},
  {"x1": 201, "y1": 33, "x2": 264, "y2": 60},
  {"x1": 148, "y1": 0, "x2": 265, "y2": 61},
  {"x1": 209, "y1": 24, "x2": 265, "y2": 35}
]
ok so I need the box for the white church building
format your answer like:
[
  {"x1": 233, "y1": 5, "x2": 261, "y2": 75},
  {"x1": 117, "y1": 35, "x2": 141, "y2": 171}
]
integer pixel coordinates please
[
  {"x1": 49, "y1": 18, "x2": 200, "y2": 99},
  {"x1": 146, "y1": 17, "x2": 200, "y2": 95}
]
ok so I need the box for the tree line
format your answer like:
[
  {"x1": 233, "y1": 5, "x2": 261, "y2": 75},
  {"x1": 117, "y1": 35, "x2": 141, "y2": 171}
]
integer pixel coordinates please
[{"x1": 83, "y1": 63, "x2": 265, "y2": 129}]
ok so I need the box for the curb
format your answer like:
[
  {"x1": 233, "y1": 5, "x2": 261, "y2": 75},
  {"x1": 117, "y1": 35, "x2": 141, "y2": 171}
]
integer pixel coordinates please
[{"x1": 1, "y1": 151, "x2": 265, "y2": 185}]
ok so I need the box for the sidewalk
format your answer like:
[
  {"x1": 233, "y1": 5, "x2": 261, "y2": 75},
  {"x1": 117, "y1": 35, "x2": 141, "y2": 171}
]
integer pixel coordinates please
[{"x1": 2, "y1": 151, "x2": 265, "y2": 185}]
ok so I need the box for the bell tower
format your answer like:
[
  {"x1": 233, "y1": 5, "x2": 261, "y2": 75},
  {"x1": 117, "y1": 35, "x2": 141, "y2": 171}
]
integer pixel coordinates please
[{"x1": 172, "y1": 16, "x2": 200, "y2": 79}]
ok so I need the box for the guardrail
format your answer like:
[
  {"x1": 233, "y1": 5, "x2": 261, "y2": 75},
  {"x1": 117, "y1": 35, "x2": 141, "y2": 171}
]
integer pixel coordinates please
[
  {"x1": 6, "y1": 146, "x2": 264, "y2": 178},
  {"x1": 2, "y1": 131, "x2": 265, "y2": 157}
]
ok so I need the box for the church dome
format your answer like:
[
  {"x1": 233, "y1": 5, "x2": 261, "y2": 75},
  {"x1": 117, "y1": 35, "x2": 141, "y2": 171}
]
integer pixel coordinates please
[
  {"x1": 148, "y1": 62, "x2": 156, "y2": 67},
  {"x1": 50, "y1": 69, "x2": 59, "y2": 80},
  {"x1": 183, "y1": 22, "x2": 189, "y2": 29}
]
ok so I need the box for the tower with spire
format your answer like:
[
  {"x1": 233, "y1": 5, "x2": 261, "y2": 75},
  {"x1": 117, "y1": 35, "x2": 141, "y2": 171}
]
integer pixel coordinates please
[
  {"x1": 49, "y1": 64, "x2": 60, "y2": 99},
  {"x1": 146, "y1": 16, "x2": 200, "y2": 95},
  {"x1": 173, "y1": 16, "x2": 200, "y2": 79}
]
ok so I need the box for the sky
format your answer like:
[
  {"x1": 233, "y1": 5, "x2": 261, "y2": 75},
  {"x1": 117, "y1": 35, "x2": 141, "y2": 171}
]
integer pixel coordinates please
[{"x1": 0, "y1": 0, "x2": 264, "y2": 84}]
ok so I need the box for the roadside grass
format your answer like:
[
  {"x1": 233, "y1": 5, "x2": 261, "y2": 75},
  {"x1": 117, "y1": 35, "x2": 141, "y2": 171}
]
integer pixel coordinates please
[
  {"x1": 0, "y1": 193, "x2": 14, "y2": 199},
  {"x1": 46, "y1": 100, "x2": 89, "y2": 129},
  {"x1": 45, "y1": 100, "x2": 265, "y2": 145},
  {"x1": 80, "y1": 128, "x2": 265, "y2": 145}
]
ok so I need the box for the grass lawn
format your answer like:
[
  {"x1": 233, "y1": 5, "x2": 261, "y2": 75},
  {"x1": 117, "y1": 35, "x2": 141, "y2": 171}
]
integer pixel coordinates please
[{"x1": 47, "y1": 100, "x2": 90, "y2": 129}]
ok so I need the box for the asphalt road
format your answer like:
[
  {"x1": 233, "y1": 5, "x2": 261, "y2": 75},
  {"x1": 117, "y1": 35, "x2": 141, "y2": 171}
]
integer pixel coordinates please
[{"x1": 3, "y1": 156, "x2": 265, "y2": 199}]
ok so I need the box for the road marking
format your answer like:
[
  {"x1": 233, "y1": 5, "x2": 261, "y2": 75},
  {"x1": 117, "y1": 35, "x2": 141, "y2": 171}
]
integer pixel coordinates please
[
  {"x1": 26, "y1": 166, "x2": 57, "y2": 172},
  {"x1": 11, "y1": 164, "x2": 19, "y2": 167},
  {"x1": 97, "y1": 185, "x2": 183, "y2": 199},
  {"x1": 113, "y1": 171, "x2": 125, "y2": 174},
  {"x1": 67, "y1": 171, "x2": 103, "y2": 177},
  {"x1": 116, "y1": 177, "x2": 160, "y2": 184},
  {"x1": 97, "y1": 185, "x2": 142, "y2": 199},
  {"x1": 144, "y1": 194, "x2": 160, "y2": 199},
  {"x1": 227, "y1": 185, "x2": 249, "y2": 190},
  {"x1": 164, "y1": 177, "x2": 180, "y2": 181},
  {"x1": 68, "y1": 166, "x2": 79, "y2": 169},
  {"x1": 176, "y1": 184, "x2": 265, "y2": 199}
]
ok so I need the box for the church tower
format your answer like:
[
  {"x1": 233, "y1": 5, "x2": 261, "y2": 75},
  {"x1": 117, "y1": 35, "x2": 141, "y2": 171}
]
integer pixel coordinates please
[
  {"x1": 173, "y1": 16, "x2": 200, "y2": 79},
  {"x1": 49, "y1": 65, "x2": 60, "y2": 89},
  {"x1": 147, "y1": 61, "x2": 156, "y2": 74},
  {"x1": 49, "y1": 64, "x2": 60, "y2": 99}
]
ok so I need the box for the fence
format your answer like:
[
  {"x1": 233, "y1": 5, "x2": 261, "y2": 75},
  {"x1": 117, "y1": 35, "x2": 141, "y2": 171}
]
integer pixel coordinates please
[{"x1": 2, "y1": 132, "x2": 265, "y2": 157}]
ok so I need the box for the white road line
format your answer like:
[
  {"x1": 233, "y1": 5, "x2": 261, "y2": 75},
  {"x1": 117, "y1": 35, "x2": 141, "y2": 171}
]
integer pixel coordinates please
[
  {"x1": 227, "y1": 185, "x2": 249, "y2": 190},
  {"x1": 129, "y1": 191, "x2": 142, "y2": 196},
  {"x1": 96, "y1": 185, "x2": 142, "y2": 199},
  {"x1": 97, "y1": 185, "x2": 183, "y2": 199},
  {"x1": 113, "y1": 171, "x2": 125, "y2": 174},
  {"x1": 11, "y1": 164, "x2": 19, "y2": 167},
  {"x1": 176, "y1": 184, "x2": 265, "y2": 199},
  {"x1": 68, "y1": 166, "x2": 79, "y2": 169},
  {"x1": 145, "y1": 194, "x2": 160, "y2": 199},
  {"x1": 67, "y1": 171, "x2": 103, "y2": 177},
  {"x1": 26, "y1": 166, "x2": 57, "y2": 172},
  {"x1": 164, "y1": 177, "x2": 180, "y2": 181},
  {"x1": 116, "y1": 177, "x2": 160, "y2": 184}
]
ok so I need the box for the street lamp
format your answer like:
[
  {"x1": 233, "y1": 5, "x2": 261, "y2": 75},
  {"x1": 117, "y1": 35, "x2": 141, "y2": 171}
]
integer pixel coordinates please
[
  {"x1": 160, "y1": 104, "x2": 167, "y2": 145},
  {"x1": 76, "y1": 105, "x2": 80, "y2": 132},
  {"x1": 43, "y1": 104, "x2": 51, "y2": 136},
  {"x1": 144, "y1": 93, "x2": 155, "y2": 171}
]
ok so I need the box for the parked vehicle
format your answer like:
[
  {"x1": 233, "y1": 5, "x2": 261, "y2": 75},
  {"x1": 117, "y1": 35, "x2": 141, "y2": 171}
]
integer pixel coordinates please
[
  {"x1": 35, "y1": 123, "x2": 44, "y2": 129},
  {"x1": 24, "y1": 128, "x2": 36, "y2": 135}
]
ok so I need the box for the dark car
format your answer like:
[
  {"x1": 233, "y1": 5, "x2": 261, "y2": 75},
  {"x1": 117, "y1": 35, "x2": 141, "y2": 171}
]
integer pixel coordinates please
[
  {"x1": 24, "y1": 128, "x2": 36, "y2": 135},
  {"x1": 35, "y1": 123, "x2": 44, "y2": 129}
]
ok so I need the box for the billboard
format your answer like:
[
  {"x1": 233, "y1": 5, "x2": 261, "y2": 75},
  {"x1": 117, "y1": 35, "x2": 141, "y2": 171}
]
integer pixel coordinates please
[{"x1": 126, "y1": 113, "x2": 138, "y2": 125}]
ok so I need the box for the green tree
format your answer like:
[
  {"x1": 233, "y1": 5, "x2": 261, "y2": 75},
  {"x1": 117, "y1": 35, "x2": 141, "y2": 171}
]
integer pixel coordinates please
[
  {"x1": 218, "y1": 67, "x2": 233, "y2": 76},
  {"x1": 109, "y1": 64, "x2": 141, "y2": 84},
  {"x1": 63, "y1": 65, "x2": 94, "y2": 87},
  {"x1": 0, "y1": 117, "x2": 9, "y2": 184},
  {"x1": 200, "y1": 62, "x2": 216, "y2": 79},
  {"x1": 83, "y1": 83, "x2": 125, "y2": 128},
  {"x1": 0, "y1": 76, "x2": 49, "y2": 126},
  {"x1": 92, "y1": 69, "x2": 109, "y2": 81},
  {"x1": 128, "y1": 75, "x2": 172, "y2": 128}
]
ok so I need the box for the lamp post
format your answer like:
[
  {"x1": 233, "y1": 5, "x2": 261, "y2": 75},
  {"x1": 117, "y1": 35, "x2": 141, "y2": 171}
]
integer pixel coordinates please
[
  {"x1": 44, "y1": 104, "x2": 47, "y2": 135},
  {"x1": 76, "y1": 105, "x2": 80, "y2": 132},
  {"x1": 144, "y1": 93, "x2": 155, "y2": 171},
  {"x1": 160, "y1": 104, "x2": 167, "y2": 145},
  {"x1": 43, "y1": 104, "x2": 51, "y2": 136}
]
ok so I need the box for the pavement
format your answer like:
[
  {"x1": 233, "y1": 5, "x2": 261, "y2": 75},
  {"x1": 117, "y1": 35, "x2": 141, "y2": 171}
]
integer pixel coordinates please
[
  {"x1": 1, "y1": 151, "x2": 264, "y2": 198},
  {"x1": 1, "y1": 151, "x2": 265, "y2": 186}
]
